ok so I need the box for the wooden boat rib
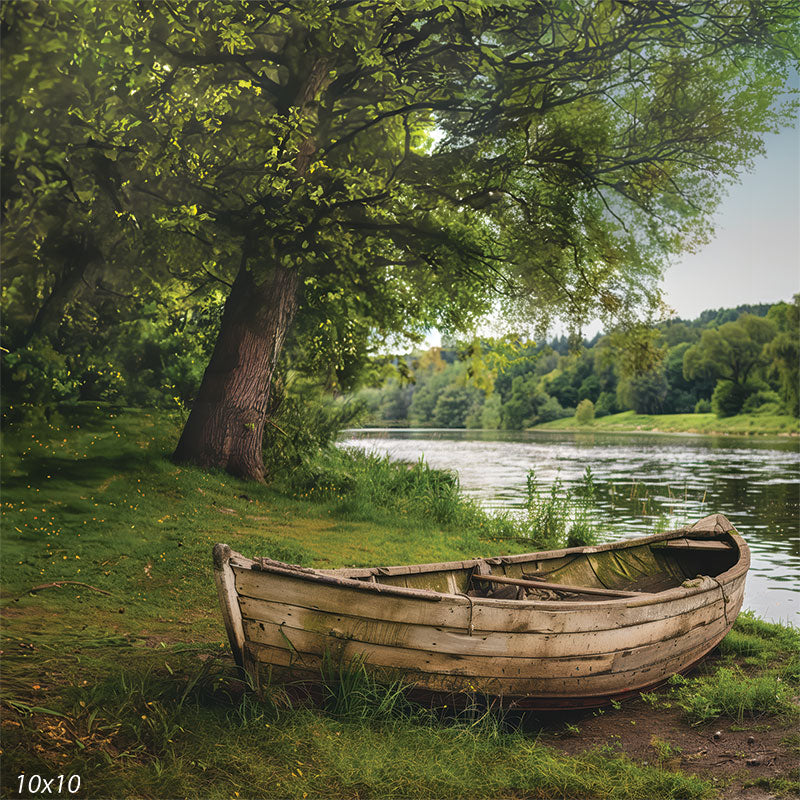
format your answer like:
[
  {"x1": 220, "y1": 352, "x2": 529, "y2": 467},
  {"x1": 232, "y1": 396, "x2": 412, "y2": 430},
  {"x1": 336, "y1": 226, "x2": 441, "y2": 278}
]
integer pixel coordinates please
[{"x1": 213, "y1": 513, "x2": 749, "y2": 709}]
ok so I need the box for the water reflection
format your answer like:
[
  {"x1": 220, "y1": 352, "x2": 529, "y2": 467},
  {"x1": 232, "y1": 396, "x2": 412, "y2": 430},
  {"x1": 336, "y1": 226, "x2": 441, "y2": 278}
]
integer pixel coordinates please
[{"x1": 341, "y1": 429, "x2": 800, "y2": 623}]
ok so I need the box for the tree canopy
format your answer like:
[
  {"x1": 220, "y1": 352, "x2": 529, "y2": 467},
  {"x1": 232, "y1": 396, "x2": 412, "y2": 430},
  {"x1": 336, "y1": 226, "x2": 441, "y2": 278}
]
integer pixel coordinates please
[
  {"x1": 683, "y1": 314, "x2": 777, "y2": 388},
  {"x1": 764, "y1": 299, "x2": 800, "y2": 417},
  {"x1": 2, "y1": 0, "x2": 798, "y2": 479}
]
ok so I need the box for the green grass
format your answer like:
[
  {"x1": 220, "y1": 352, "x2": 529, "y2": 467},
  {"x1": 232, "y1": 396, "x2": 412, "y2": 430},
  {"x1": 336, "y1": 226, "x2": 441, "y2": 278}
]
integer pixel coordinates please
[
  {"x1": 746, "y1": 769, "x2": 800, "y2": 799},
  {"x1": 0, "y1": 406, "x2": 794, "y2": 798},
  {"x1": 717, "y1": 614, "x2": 800, "y2": 681},
  {"x1": 284, "y1": 444, "x2": 500, "y2": 539},
  {"x1": 320, "y1": 653, "x2": 417, "y2": 722},
  {"x1": 520, "y1": 467, "x2": 599, "y2": 548},
  {"x1": 670, "y1": 669, "x2": 797, "y2": 725},
  {"x1": 650, "y1": 736, "x2": 683, "y2": 768},
  {"x1": 661, "y1": 613, "x2": 800, "y2": 725},
  {"x1": 0, "y1": 406, "x2": 515, "y2": 600},
  {"x1": 638, "y1": 613, "x2": 800, "y2": 726},
  {"x1": 533, "y1": 410, "x2": 799, "y2": 436},
  {"x1": 3, "y1": 650, "x2": 715, "y2": 799}
]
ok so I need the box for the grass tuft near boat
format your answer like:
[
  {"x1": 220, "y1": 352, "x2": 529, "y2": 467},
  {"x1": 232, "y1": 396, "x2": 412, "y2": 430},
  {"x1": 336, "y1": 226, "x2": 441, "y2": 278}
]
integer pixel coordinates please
[{"x1": 213, "y1": 514, "x2": 749, "y2": 709}]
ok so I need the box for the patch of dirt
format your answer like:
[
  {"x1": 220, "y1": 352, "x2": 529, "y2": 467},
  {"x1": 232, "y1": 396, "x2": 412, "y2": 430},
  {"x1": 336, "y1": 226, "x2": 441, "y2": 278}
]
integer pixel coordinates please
[
  {"x1": 0, "y1": 603, "x2": 65, "y2": 624},
  {"x1": 0, "y1": 605, "x2": 30, "y2": 618},
  {"x1": 175, "y1": 609, "x2": 212, "y2": 624},
  {"x1": 543, "y1": 697, "x2": 798, "y2": 799},
  {"x1": 2, "y1": 709, "x2": 125, "y2": 771},
  {"x1": 97, "y1": 473, "x2": 123, "y2": 492}
]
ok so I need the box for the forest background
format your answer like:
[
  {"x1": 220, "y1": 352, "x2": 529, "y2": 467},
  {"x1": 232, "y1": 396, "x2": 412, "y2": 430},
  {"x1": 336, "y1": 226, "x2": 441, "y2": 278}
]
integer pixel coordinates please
[{"x1": 351, "y1": 299, "x2": 800, "y2": 430}]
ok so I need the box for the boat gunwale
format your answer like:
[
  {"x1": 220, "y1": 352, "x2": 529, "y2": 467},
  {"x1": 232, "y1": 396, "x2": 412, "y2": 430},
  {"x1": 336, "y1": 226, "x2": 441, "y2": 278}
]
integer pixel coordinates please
[
  {"x1": 222, "y1": 519, "x2": 750, "y2": 612},
  {"x1": 315, "y1": 519, "x2": 734, "y2": 579}
]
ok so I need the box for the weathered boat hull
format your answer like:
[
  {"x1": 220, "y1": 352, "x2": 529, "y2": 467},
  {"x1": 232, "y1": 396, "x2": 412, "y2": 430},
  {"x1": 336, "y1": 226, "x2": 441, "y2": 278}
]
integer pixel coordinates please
[{"x1": 213, "y1": 514, "x2": 748, "y2": 708}]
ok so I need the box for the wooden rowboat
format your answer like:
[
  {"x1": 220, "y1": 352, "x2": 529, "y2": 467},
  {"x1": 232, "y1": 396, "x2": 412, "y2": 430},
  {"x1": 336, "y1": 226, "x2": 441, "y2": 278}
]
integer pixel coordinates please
[{"x1": 213, "y1": 513, "x2": 748, "y2": 709}]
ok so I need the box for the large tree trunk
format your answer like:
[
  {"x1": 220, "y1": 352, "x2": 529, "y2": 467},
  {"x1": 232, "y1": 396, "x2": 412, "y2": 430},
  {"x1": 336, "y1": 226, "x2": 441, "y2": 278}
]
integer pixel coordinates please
[
  {"x1": 172, "y1": 260, "x2": 299, "y2": 482},
  {"x1": 22, "y1": 235, "x2": 101, "y2": 347},
  {"x1": 174, "y1": 54, "x2": 330, "y2": 481}
]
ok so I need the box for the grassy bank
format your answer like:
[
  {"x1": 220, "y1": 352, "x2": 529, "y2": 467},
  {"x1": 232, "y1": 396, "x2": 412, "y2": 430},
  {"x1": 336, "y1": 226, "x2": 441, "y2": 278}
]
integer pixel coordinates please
[
  {"x1": 1, "y1": 407, "x2": 797, "y2": 799},
  {"x1": 533, "y1": 410, "x2": 800, "y2": 436}
]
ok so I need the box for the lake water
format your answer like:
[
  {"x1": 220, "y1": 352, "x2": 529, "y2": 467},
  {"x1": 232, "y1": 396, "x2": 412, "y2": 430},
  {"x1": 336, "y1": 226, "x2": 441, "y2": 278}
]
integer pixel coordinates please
[{"x1": 340, "y1": 429, "x2": 800, "y2": 624}]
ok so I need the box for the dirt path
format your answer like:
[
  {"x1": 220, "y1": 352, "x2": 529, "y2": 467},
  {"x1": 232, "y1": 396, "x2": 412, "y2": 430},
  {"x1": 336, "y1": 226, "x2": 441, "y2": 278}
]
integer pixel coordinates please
[{"x1": 543, "y1": 697, "x2": 798, "y2": 799}]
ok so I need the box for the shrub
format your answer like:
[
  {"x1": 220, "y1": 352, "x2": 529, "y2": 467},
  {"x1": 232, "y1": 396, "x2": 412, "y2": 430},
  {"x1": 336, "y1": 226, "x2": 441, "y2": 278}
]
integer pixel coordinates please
[
  {"x1": 537, "y1": 394, "x2": 570, "y2": 423},
  {"x1": 694, "y1": 398, "x2": 712, "y2": 414},
  {"x1": 263, "y1": 377, "x2": 364, "y2": 480},
  {"x1": 594, "y1": 391, "x2": 617, "y2": 418},
  {"x1": 1, "y1": 337, "x2": 81, "y2": 408},
  {"x1": 575, "y1": 398, "x2": 595, "y2": 425},
  {"x1": 1, "y1": 299, "x2": 221, "y2": 412},
  {"x1": 741, "y1": 389, "x2": 782, "y2": 415},
  {"x1": 711, "y1": 380, "x2": 753, "y2": 417}
]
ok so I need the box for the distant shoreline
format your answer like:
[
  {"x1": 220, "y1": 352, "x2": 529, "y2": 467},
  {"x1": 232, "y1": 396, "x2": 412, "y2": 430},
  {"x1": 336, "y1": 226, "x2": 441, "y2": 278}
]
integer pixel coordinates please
[
  {"x1": 531, "y1": 410, "x2": 800, "y2": 437},
  {"x1": 348, "y1": 410, "x2": 799, "y2": 437}
]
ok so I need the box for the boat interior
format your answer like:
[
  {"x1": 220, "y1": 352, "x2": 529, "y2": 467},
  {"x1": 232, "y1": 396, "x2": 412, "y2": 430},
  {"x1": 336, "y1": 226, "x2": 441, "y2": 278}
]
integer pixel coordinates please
[{"x1": 319, "y1": 531, "x2": 741, "y2": 601}]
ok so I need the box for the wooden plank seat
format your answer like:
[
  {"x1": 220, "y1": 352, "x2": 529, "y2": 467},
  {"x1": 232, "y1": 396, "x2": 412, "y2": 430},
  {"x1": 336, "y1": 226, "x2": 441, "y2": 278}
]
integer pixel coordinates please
[
  {"x1": 471, "y1": 572, "x2": 645, "y2": 599},
  {"x1": 652, "y1": 538, "x2": 734, "y2": 551}
]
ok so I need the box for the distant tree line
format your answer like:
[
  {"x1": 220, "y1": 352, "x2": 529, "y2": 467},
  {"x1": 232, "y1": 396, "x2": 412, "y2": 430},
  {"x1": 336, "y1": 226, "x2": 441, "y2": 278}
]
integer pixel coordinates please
[{"x1": 351, "y1": 299, "x2": 800, "y2": 428}]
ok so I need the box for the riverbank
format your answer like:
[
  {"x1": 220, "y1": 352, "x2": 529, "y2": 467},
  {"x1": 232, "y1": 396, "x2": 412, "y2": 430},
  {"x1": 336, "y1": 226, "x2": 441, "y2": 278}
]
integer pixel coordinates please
[
  {"x1": 2, "y1": 408, "x2": 798, "y2": 798},
  {"x1": 533, "y1": 410, "x2": 800, "y2": 436}
]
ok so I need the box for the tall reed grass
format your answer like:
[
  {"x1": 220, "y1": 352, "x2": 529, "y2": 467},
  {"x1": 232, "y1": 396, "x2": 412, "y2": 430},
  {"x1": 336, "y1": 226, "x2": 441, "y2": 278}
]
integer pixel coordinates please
[
  {"x1": 286, "y1": 446, "x2": 601, "y2": 552},
  {"x1": 520, "y1": 466, "x2": 599, "y2": 548}
]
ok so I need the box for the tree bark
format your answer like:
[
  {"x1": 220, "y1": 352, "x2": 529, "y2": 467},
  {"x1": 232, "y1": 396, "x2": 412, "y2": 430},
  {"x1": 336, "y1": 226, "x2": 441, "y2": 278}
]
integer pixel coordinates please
[
  {"x1": 173, "y1": 54, "x2": 331, "y2": 482},
  {"x1": 172, "y1": 259, "x2": 299, "y2": 481},
  {"x1": 22, "y1": 236, "x2": 101, "y2": 346}
]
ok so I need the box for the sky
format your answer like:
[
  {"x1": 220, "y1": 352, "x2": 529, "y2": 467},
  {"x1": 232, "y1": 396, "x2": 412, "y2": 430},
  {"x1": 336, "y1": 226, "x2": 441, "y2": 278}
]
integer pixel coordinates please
[{"x1": 662, "y1": 112, "x2": 800, "y2": 321}]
